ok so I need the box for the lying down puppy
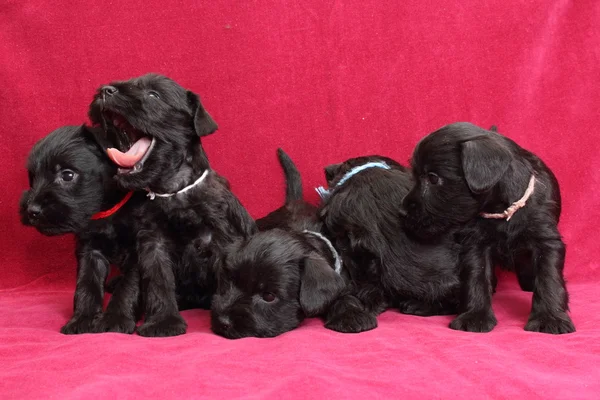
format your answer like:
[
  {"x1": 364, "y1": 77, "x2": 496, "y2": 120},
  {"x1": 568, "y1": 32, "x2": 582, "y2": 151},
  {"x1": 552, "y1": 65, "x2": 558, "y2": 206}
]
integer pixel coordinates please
[{"x1": 211, "y1": 149, "x2": 345, "y2": 339}]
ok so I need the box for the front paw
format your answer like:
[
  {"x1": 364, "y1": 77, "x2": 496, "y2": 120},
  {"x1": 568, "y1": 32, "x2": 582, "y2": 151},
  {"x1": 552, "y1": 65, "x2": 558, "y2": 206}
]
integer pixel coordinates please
[
  {"x1": 325, "y1": 308, "x2": 377, "y2": 333},
  {"x1": 398, "y1": 299, "x2": 455, "y2": 316},
  {"x1": 61, "y1": 314, "x2": 101, "y2": 334},
  {"x1": 137, "y1": 314, "x2": 187, "y2": 337},
  {"x1": 93, "y1": 312, "x2": 136, "y2": 334},
  {"x1": 398, "y1": 300, "x2": 435, "y2": 317},
  {"x1": 525, "y1": 312, "x2": 575, "y2": 334},
  {"x1": 450, "y1": 310, "x2": 497, "y2": 333},
  {"x1": 398, "y1": 299, "x2": 433, "y2": 316}
]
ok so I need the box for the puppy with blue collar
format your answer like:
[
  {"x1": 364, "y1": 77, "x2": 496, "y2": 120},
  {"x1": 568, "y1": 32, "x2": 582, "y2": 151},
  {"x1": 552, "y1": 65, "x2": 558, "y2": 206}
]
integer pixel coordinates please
[{"x1": 318, "y1": 156, "x2": 463, "y2": 333}]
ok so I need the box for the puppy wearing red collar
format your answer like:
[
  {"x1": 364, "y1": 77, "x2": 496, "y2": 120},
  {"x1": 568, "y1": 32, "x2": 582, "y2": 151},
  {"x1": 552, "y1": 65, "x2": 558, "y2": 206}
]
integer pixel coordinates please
[{"x1": 19, "y1": 125, "x2": 143, "y2": 335}]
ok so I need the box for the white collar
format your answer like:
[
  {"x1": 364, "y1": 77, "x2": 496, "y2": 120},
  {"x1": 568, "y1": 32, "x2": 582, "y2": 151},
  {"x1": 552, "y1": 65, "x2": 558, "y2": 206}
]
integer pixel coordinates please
[
  {"x1": 303, "y1": 230, "x2": 342, "y2": 274},
  {"x1": 146, "y1": 169, "x2": 210, "y2": 200}
]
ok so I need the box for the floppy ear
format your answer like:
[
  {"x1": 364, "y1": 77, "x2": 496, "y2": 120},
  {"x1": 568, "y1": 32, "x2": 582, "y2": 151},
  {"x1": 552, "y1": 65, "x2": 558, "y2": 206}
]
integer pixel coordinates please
[
  {"x1": 187, "y1": 91, "x2": 218, "y2": 137},
  {"x1": 82, "y1": 125, "x2": 116, "y2": 164},
  {"x1": 461, "y1": 136, "x2": 511, "y2": 194},
  {"x1": 81, "y1": 125, "x2": 119, "y2": 188},
  {"x1": 83, "y1": 125, "x2": 109, "y2": 150},
  {"x1": 83, "y1": 123, "x2": 127, "y2": 156},
  {"x1": 218, "y1": 240, "x2": 242, "y2": 284},
  {"x1": 324, "y1": 163, "x2": 342, "y2": 184},
  {"x1": 224, "y1": 192, "x2": 258, "y2": 239},
  {"x1": 299, "y1": 253, "x2": 345, "y2": 317}
]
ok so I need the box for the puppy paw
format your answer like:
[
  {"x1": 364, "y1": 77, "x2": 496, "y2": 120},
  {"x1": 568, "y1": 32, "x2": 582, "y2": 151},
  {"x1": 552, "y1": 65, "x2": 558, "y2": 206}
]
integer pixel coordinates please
[
  {"x1": 450, "y1": 310, "x2": 497, "y2": 333},
  {"x1": 325, "y1": 308, "x2": 377, "y2": 333},
  {"x1": 398, "y1": 299, "x2": 455, "y2": 316},
  {"x1": 93, "y1": 312, "x2": 136, "y2": 334},
  {"x1": 525, "y1": 313, "x2": 575, "y2": 334},
  {"x1": 137, "y1": 314, "x2": 187, "y2": 337},
  {"x1": 398, "y1": 299, "x2": 433, "y2": 316},
  {"x1": 60, "y1": 314, "x2": 101, "y2": 335}
]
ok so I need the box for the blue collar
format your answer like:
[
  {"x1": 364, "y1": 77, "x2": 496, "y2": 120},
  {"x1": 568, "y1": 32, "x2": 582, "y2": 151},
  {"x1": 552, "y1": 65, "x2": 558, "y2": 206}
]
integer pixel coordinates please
[{"x1": 315, "y1": 161, "x2": 391, "y2": 199}]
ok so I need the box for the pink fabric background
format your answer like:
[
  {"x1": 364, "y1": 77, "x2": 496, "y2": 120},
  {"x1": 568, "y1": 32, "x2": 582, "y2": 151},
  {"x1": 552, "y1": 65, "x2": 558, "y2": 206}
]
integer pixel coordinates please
[{"x1": 1, "y1": 0, "x2": 598, "y2": 398}]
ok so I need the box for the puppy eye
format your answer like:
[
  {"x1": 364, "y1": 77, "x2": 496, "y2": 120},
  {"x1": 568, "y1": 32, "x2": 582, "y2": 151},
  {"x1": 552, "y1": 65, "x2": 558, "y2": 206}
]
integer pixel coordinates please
[
  {"x1": 261, "y1": 292, "x2": 276, "y2": 303},
  {"x1": 148, "y1": 91, "x2": 160, "y2": 99},
  {"x1": 60, "y1": 170, "x2": 75, "y2": 182},
  {"x1": 427, "y1": 172, "x2": 440, "y2": 185}
]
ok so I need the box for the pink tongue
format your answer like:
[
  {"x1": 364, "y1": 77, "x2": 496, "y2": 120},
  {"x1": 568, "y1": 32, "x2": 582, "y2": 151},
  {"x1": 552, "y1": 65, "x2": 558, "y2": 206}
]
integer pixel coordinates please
[{"x1": 107, "y1": 137, "x2": 152, "y2": 168}]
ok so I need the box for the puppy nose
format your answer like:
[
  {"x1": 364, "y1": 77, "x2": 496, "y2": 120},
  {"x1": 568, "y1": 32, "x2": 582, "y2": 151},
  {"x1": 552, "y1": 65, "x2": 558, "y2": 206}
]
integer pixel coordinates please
[
  {"x1": 102, "y1": 85, "x2": 118, "y2": 95},
  {"x1": 27, "y1": 204, "x2": 42, "y2": 219},
  {"x1": 218, "y1": 316, "x2": 232, "y2": 330},
  {"x1": 400, "y1": 196, "x2": 417, "y2": 215}
]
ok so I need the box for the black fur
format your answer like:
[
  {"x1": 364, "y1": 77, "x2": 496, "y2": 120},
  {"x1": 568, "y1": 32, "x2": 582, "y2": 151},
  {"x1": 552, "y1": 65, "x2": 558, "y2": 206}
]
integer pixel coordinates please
[
  {"x1": 255, "y1": 148, "x2": 319, "y2": 232},
  {"x1": 211, "y1": 149, "x2": 344, "y2": 338},
  {"x1": 402, "y1": 122, "x2": 574, "y2": 334},
  {"x1": 88, "y1": 73, "x2": 217, "y2": 194},
  {"x1": 19, "y1": 125, "x2": 143, "y2": 334},
  {"x1": 323, "y1": 155, "x2": 407, "y2": 186},
  {"x1": 89, "y1": 73, "x2": 256, "y2": 337},
  {"x1": 318, "y1": 156, "x2": 462, "y2": 333},
  {"x1": 211, "y1": 230, "x2": 345, "y2": 339},
  {"x1": 279, "y1": 148, "x2": 303, "y2": 204}
]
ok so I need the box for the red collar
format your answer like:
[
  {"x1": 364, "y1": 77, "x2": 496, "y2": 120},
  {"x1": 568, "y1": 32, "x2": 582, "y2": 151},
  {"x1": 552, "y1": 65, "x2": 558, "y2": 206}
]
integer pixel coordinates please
[{"x1": 91, "y1": 191, "x2": 134, "y2": 220}]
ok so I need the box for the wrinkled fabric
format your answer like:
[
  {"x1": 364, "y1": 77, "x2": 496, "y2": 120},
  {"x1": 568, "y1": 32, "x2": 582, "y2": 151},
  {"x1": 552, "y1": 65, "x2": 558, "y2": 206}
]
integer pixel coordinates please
[{"x1": 1, "y1": 0, "x2": 598, "y2": 398}]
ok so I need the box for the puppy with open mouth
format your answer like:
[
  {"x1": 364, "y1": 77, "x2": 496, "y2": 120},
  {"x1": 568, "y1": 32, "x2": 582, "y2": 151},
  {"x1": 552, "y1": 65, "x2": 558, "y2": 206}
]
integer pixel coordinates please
[
  {"x1": 402, "y1": 122, "x2": 575, "y2": 334},
  {"x1": 318, "y1": 156, "x2": 463, "y2": 333},
  {"x1": 19, "y1": 125, "x2": 144, "y2": 334},
  {"x1": 211, "y1": 149, "x2": 345, "y2": 339},
  {"x1": 89, "y1": 73, "x2": 257, "y2": 337}
]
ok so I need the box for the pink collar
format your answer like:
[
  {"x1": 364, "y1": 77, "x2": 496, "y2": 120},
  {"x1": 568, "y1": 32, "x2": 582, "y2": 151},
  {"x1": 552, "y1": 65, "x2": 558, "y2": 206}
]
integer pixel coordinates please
[{"x1": 480, "y1": 175, "x2": 536, "y2": 221}]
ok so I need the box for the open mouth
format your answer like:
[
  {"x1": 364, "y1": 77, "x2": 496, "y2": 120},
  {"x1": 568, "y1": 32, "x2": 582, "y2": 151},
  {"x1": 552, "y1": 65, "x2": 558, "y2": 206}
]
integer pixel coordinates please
[{"x1": 103, "y1": 112, "x2": 156, "y2": 174}]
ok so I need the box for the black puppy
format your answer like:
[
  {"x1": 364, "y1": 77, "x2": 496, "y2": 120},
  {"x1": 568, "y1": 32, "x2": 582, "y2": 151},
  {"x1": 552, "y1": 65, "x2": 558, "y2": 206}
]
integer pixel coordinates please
[
  {"x1": 318, "y1": 156, "x2": 463, "y2": 333},
  {"x1": 211, "y1": 149, "x2": 345, "y2": 338},
  {"x1": 20, "y1": 125, "x2": 143, "y2": 334},
  {"x1": 402, "y1": 122, "x2": 574, "y2": 334},
  {"x1": 89, "y1": 74, "x2": 256, "y2": 337}
]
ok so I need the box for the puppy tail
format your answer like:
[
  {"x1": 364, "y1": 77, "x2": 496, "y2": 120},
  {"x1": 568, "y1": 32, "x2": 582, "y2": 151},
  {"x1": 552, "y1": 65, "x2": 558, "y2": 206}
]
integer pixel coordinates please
[
  {"x1": 489, "y1": 125, "x2": 498, "y2": 132},
  {"x1": 277, "y1": 148, "x2": 303, "y2": 203}
]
